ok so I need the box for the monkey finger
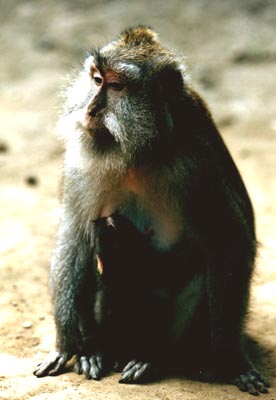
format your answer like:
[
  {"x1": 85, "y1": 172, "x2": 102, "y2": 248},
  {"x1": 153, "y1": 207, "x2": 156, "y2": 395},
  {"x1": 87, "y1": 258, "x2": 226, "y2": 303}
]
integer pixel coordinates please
[
  {"x1": 132, "y1": 362, "x2": 152, "y2": 382},
  {"x1": 34, "y1": 362, "x2": 52, "y2": 377},
  {"x1": 89, "y1": 353, "x2": 103, "y2": 380},
  {"x1": 234, "y1": 374, "x2": 254, "y2": 394},
  {"x1": 234, "y1": 379, "x2": 247, "y2": 393},
  {"x1": 122, "y1": 359, "x2": 138, "y2": 373},
  {"x1": 119, "y1": 360, "x2": 152, "y2": 384},
  {"x1": 48, "y1": 353, "x2": 69, "y2": 376},
  {"x1": 34, "y1": 352, "x2": 68, "y2": 377},
  {"x1": 249, "y1": 369, "x2": 270, "y2": 388},
  {"x1": 247, "y1": 383, "x2": 259, "y2": 396},
  {"x1": 233, "y1": 370, "x2": 269, "y2": 396},
  {"x1": 256, "y1": 383, "x2": 269, "y2": 394},
  {"x1": 74, "y1": 359, "x2": 82, "y2": 375},
  {"x1": 247, "y1": 371, "x2": 269, "y2": 394},
  {"x1": 79, "y1": 356, "x2": 91, "y2": 379},
  {"x1": 249, "y1": 379, "x2": 269, "y2": 394},
  {"x1": 119, "y1": 361, "x2": 142, "y2": 383},
  {"x1": 33, "y1": 352, "x2": 59, "y2": 375}
]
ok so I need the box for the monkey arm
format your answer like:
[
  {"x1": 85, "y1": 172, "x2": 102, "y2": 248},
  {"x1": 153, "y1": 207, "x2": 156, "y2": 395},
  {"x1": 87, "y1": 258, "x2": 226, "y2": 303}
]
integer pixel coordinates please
[{"x1": 34, "y1": 210, "x2": 99, "y2": 377}]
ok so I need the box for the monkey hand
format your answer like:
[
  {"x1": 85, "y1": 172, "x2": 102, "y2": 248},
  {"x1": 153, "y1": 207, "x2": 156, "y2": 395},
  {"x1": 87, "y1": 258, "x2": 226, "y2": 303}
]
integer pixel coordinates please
[
  {"x1": 74, "y1": 353, "x2": 103, "y2": 380},
  {"x1": 233, "y1": 368, "x2": 269, "y2": 396},
  {"x1": 33, "y1": 351, "x2": 72, "y2": 377},
  {"x1": 119, "y1": 359, "x2": 155, "y2": 384}
]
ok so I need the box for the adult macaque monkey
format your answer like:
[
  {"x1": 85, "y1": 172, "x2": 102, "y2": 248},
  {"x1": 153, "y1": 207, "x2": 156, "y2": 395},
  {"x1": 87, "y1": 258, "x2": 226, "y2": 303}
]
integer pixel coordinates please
[{"x1": 34, "y1": 26, "x2": 269, "y2": 395}]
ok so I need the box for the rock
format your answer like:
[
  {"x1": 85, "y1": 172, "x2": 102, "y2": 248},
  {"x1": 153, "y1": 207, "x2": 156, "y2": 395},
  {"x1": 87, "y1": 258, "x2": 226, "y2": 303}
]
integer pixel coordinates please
[
  {"x1": 22, "y1": 321, "x2": 32, "y2": 329},
  {"x1": 25, "y1": 175, "x2": 39, "y2": 186}
]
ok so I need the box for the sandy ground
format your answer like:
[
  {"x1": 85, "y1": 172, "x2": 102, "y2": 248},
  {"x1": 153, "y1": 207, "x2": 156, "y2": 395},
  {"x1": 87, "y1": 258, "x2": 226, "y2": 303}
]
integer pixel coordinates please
[{"x1": 0, "y1": 0, "x2": 276, "y2": 399}]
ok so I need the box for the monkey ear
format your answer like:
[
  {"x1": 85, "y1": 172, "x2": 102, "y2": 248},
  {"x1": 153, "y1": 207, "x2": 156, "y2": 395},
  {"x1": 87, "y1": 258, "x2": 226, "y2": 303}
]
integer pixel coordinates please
[
  {"x1": 153, "y1": 65, "x2": 186, "y2": 134},
  {"x1": 156, "y1": 65, "x2": 185, "y2": 97}
]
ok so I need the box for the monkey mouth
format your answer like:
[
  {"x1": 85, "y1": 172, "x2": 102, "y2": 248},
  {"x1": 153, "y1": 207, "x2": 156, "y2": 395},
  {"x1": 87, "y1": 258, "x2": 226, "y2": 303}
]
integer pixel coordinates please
[
  {"x1": 83, "y1": 116, "x2": 103, "y2": 136},
  {"x1": 80, "y1": 116, "x2": 108, "y2": 137},
  {"x1": 78, "y1": 115, "x2": 122, "y2": 152},
  {"x1": 85, "y1": 124, "x2": 118, "y2": 151},
  {"x1": 85, "y1": 125, "x2": 106, "y2": 137}
]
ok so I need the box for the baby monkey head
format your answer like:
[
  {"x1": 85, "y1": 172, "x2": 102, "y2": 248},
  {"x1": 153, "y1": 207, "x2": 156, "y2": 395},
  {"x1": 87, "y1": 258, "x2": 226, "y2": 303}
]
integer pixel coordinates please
[{"x1": 66, "y1": 26, "x2": 187, "y2": 164}]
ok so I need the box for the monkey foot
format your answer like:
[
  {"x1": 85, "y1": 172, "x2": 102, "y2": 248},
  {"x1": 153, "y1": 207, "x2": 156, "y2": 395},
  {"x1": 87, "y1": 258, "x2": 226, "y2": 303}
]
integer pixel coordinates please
[
  {"x1": 233, "y1": 369, "x2": 269, "y2": 396},
  {"x1": 33, "y1": 351, "x2": 71, "y2": 377},
  {"x1": 74, "y1": 353, "x2": 103, "y2": 380},
  {"x1": 119, "y1": 360, "x2": 154, "y2": 384}
]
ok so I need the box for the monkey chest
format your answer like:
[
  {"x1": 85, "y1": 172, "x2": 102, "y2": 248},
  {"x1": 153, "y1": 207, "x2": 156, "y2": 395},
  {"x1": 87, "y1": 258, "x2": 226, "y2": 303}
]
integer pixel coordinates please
[
  {"x1": 97, "y1": 167, "x2": 184, "y2": 251},
  {"x1": 119, "y1": 198, "x2": 182, "y2": 251},
  {"x1": 119, "y1": 170, "x2": 184, "y2": 251}
]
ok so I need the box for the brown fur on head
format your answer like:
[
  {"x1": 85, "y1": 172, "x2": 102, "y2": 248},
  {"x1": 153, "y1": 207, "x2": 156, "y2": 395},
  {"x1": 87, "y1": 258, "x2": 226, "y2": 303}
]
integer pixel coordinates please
[
  {"x1": 98, "y1": 26, "x2": 181, "y2": 73},
  {"x1": 100, "y1": 25, "x2": 161, "y2": 60},
  {"x1": 119, "y1": 25, "x2": 160, "y2": 47}
]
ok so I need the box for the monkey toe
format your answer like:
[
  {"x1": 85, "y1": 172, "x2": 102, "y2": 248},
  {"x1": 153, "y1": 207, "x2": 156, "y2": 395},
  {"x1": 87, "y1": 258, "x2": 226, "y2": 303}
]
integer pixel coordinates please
[
  {"x1": 33, "y1": 352, "x2": 70, "y2": 377},
  {"x1": 233, "y1": 369, "x2": 269, "y2": 396},
  {"x1": 119, "y1": 360, "x2": 153, "y2": 384},
  {"x1": 74, "y1": 353, "x2": 103, "y2": 380},
  {"x1": 89, "y1": 353, "x2": 103, "y2": 380}
]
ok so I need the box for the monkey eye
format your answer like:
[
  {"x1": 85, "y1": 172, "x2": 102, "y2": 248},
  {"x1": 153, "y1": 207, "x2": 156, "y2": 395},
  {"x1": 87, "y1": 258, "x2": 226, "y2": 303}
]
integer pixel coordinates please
[
  {"x1": 109, "y1": 82, "x2": 125, "y2": 92},
  {"x1": 92, "y1": 69, "x2": 103, "y2": 86},
  {"x1": 93, "y1": 76, "x2": 103, "y2": 86}
]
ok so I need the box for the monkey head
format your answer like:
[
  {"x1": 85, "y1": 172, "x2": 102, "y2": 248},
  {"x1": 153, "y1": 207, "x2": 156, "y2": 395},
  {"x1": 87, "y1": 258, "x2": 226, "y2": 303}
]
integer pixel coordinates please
[{"x1": 62, "y1": 26, "x2": 187, "y2": 165}]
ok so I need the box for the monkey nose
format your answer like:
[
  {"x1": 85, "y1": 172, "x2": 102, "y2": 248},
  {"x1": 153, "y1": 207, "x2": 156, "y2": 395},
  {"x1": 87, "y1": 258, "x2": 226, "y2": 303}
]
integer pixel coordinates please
[
  {"x1": 85, "y1": 108, "x2": 97, "y2": 125},
  {"x1": 87, "y1": 107, "x2": 97, "y2": 118}
]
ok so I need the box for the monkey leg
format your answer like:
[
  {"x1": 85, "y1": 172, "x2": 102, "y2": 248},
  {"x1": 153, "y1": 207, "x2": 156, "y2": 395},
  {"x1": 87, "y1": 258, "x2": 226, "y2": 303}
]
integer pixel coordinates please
[
  {"x1": 205, "y1": 248, "x2": 269, "y2": 395},
  {"x1": 187, "y1": 172, "x2": 269, "y2": 394}
]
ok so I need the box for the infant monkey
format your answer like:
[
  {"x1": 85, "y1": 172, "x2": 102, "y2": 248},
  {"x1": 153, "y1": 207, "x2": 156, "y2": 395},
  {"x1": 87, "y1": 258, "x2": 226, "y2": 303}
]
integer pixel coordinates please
[
  {"x1": 91, "y1": 214, "x2": 171, "y2": 383},
  {"x1": 34, "y1": 26, "x2": 269, "y2": 395}
]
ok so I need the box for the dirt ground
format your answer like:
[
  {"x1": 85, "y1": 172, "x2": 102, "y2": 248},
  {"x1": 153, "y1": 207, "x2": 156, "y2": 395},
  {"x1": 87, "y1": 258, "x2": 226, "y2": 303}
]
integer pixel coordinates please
[{"x1": 0, "y1": 0, "x2": 276, "y2": 399}]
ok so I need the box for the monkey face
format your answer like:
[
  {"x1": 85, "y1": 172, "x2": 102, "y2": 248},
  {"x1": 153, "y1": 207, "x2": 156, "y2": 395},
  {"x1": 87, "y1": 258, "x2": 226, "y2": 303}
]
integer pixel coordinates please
[
  {"x1": 81, "y1": 58, "x2": 159, "y2": 158},
  {"x1": 85, "y1": 66, "x2": 126, "y2": 133},
  {"x1": 62, "y1": 27, "x2": 187, "y2": 162}
]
